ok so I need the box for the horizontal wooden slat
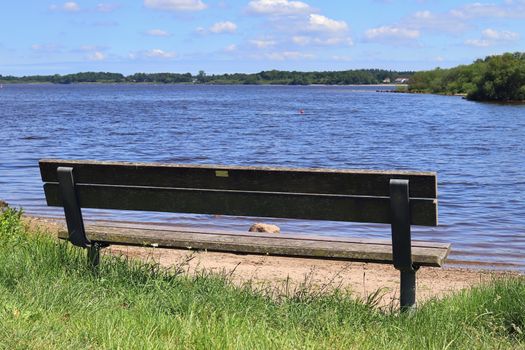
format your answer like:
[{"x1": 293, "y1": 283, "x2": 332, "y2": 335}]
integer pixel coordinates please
[
  {"x1": 44, "y1": 183, "x2": 438, "y2": 226},
  {"x1": 86, "y1": 220, "x2": 452, "y2": 249},
  {"x1": 39, "y1": 159, "x2": 437, "y2": 198},
  {"x1": 57, "y1": 225, "x2": 450, "y2": 267}
]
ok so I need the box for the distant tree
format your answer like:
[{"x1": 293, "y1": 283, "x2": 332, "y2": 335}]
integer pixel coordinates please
[
  {"x1": 468, "y1": 52, "x2": 525, "y2": 101},
  {"x1": 196, "y1": 70, "x2": 207, "y2": 83},
  {"x1": 408, "y1": 52, "x2": 525, "y2": 101}
]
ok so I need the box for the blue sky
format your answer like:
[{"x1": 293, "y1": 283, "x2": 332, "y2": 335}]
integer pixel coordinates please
[{"x1": 1, "y1": 0, "x2": 524, "y2": 75}]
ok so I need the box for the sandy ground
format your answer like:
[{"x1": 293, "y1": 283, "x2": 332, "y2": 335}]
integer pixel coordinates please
[{"x1": 24, "y1": 215, "x2": 521, "y2": 308}]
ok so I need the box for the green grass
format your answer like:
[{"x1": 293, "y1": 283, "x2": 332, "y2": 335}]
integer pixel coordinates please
[{"x1": 0, "y1": 208, "x2": 524, "y2": 349}]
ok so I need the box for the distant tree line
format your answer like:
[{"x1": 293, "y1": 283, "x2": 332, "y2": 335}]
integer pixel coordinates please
[
  {"x1": 0, "y1": 69, "x2": 413, "y2": 86},
  {"x1": 408, "y1": 52, "x2": 525, "y2": 102},
  {"x1": 0, "y1": 72, "x2": 126, "y2": 84},
  {"x1": 198, "y1": 69, "x2": 413, "y2": 85}
]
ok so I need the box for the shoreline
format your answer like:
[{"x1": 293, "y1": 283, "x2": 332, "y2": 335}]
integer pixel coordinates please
[
  {"x1": 0, "y1": 81, "x2": 401, "y2": 87},
  {"x1": 5, "y1": 83, "x2": 522, "y2": 103},
  {"x1": 22, "y1": 213, "x2": 524, "y2": 273},
  {"x1": 24, "y1": 215, "x2": 522, "y2": 307}
]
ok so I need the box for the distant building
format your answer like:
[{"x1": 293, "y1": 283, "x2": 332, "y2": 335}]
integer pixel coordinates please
[
  {"x1": 382, "y1": 78, "x2": 391, "y2": 83},
  {"x1": 394, "y1": 77, "x2": 409, "y2": 84}
]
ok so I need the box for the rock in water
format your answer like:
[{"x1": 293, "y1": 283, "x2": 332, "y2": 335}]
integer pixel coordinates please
[
  {"x1": 248, "y1": 223, "x2": 280, "y2": 234},
  {"x1": 0, "y1": 200, "x2": 8, "y2": 209}
]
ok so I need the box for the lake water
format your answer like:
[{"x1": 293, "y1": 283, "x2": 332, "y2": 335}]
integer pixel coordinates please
[{"x1": 1, "y1": 84, "x2": 524, "y2": 271}]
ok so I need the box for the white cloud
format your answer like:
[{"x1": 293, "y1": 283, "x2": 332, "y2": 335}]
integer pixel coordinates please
[
  {"x1": 264, "y1": 51, "x2": 314, "y2": 60},
  {"x1": 250, "y1": 39, "x2": 277, "y2": 48},
  {"x1": 481, "y1": 28, "x2": 519, "y2": 41},
  {"x1": 196, "y1": 21, "x2": 238, "y2": 35},
  {"x1": 145, "y1": 29, "x2": 171, "y2": 37},
  {"x1": 281, "y1": 14, "x2": 351, "y2": 48},
  {"x1": 322, "y1": 37, "x2": 353, "y2": 45},
  {"x1": 246, "y1": 2, "x2": 352, "y2": 51},
  {"x1": 145, "y1": 49, "x2": 177, "y2": 58},
  {"x1": 87, "y1": 51, "x2": 106, "y2": 61},
  {"x1": 129, "y1": 49, "x2": 177, "y2": 59},
  {"x1": 450, "y1": 3, "x2": 498, "y2": 19},
  {"x1": 292, "y1": 35, "x2": 352, "y2": 46},
  {"x1": 405, "y1": 10, "x2": 468, "y2": 34},
  {"x1": 465, "y1": 28, "x2": 520, "y2": 47},
  {"x1": 72, "y1": 46, "x2": 109, "y2": 60},
  {"x1": 247, "y1": 0, "x2": 311, "y2": 16},
  {"x1": 465, "y1": 39, "x2": 491, "y2": 47},
  {"x1": 63, "y1": 1, "x2": 80, "y2": 11},
  {"x1": 413, "y1": 10, "x2": 432, "y2": 19},
  {"x1": 365, "y1": 26, "x2": 420, "y2": 41},
  {"x1": 449, "y1": 2, "x2": 525, "y2": 19},
  {"x1": 50, "y1": 2, "x2": 120, "y2": 13},
  {"x1": 308, "y1": 14, "x2": 347, "y2": 32},
  {"x1": 144, "y1": 0, "x2": 207, "y2": 11},
  {"x1": 412, "y1": 1, "x2": 525, "y2": 33},
  {"x1": 50, "y1": 1, "x2": 80, "y2": 12},
  {"x1": 292, "y1": 36, "x2": 310, "y2": 45},
  {"x1": 209, "y1": 21, "x2": 237, "y2": 34},
  {"x1": 381, "y1": 2, "x2": 524, "y2": 37}
]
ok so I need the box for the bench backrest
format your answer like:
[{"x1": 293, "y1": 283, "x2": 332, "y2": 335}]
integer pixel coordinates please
[{"x1": 40, "y1": 159, "x2": 438, "y2": 226}]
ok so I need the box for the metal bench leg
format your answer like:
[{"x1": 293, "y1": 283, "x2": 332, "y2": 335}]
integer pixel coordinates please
[
  {"x1": 58, "y1": 167, "x2": 107, "y2": 271},
  {"x1": 57, "y1": 167, "x2": 90, "y2": 248},
  {"x1": 88, "y1": 242, "x2": 101, "y2": 270},
  {"x1": 390, "y1": 179, "x2": 417, "y2": 311},
  {"x1": 400, "y1": 267, "x2": 419, "y2": 311}
]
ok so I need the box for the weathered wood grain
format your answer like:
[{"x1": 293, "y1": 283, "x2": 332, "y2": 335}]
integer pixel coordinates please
[
  {"x1": 40, "y1": 159, "x2": 437, "y2": 198},
  {"x1": 84, "y1": 220, "x2": 451, "y2": 249},
  {"x1": 57, "y1": 225, "x2": 450, "y2": 267},
  {"x1": 44, "y1": 183, "x2": 438, "y2": 226}
]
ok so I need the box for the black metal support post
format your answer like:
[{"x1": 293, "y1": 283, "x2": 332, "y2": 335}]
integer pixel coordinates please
[
  {"x1": 88, "y1": 242, "x2": 101, "y2": 270},
  {"x1": 57, "y1": 167, "x2": 107, "y2": 271},
  {"x1": 57, "y1": 167, "x2": 90, "y2": 248},
  {"x1": 390, "y1": 179, "x2": 417, "y2": 311},
  {"x1": 400, "y1": 269, "x2": 417, "y2": 310}
]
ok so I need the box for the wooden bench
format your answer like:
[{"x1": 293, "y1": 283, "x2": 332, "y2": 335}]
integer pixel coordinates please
[{"x1": 39, "y1": 159, "x2": 450, "y2": 309}]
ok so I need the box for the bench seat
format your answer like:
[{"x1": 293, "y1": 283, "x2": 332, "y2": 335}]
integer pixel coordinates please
[{"x1": 57, "y1": 222, "x2": 450, "y2": 268}]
